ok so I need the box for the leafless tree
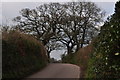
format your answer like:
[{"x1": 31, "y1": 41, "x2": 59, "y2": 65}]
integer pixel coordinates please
[
  {"x1": 13, "y1": 1, "x2": 105, "y2": 57},
  {"x1": 56, "y1": 2, "x2": 105, "y2": 54}
]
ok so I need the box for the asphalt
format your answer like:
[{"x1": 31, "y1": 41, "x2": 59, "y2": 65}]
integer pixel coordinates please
[{"x1": 26, "y1": 63, "x2": 80, "y2": 78}]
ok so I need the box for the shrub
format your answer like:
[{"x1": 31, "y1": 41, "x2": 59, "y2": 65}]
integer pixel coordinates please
[
  {"x1": 62, "y1": 53, "x2": 77, "y2": 64},
  {"x1": 75, "y1": 44, "x2": 93, "y2": 78},
  {"x1": 86, "y1": 1, "x2": 120, "y2": 78},
  {"x1": 2, "y1": 30, "x2": 48, "y2": 78},
  {"x1": 61, "y1": 44, "x2": 93, "y2": 78}
]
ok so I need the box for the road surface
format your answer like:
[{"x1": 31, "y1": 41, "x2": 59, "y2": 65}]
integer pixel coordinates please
[{"x1": 27, "y1": 63, "x2": 80, "y2": 78}]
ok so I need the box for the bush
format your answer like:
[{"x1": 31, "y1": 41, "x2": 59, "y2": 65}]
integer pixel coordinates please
[
  {"x1": 86, "y1": 1, "x2": 120, "y2": 78},
  {"x1": 2, "y1": 30, "x2": 48, "y2": 78},
  {"x1": 62, "y1": 53, "x2": 77, "y2": 64},
  {"x1": 61, "y1": 44, "x2": 93, "y2": 78},
  {"x1": 75, "y1": 44, "x2": 93, "y2": 78}
]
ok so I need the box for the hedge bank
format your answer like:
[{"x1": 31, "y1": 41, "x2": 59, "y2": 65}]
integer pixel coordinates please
[{"x1": 2, "y1": 31, "x2": 48, "y2": 78}]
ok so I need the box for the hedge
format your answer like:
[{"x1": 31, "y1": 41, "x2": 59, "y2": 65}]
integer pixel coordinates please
[{"x1": 2, "y1": 31, "x2": 48, "y2": 79}]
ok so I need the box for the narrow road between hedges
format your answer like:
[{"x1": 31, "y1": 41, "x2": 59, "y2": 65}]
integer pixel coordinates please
[{"x1": 27, "y1": 63, "x2": 80, "y2": 78}]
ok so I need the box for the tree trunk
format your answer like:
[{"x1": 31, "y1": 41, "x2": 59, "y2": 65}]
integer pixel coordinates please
[
  {"x1": 67, "y1": 46, "x2": 72, "y2": 54},
  {"x1": 47, "y1": 51, "x2": 51, "y2": 63},
  {"x1": 67, "y1": 44, "x2": 75, "y2": 54},
  {"x1": 76, "y1": 44, "x2": 80, "y2": 52},
  {"x1": 81, "y1": 27, "x2": 86, "y2": 48}
]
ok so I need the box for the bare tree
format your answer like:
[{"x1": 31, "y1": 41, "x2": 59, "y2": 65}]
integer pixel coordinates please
[
  {"x1": 13, "y1": 1, "x2": 105, "y2": 57},
  {"x1": 45, "y1": 40, "x2": 65, "y2": 60},
  {"x1": 13, "y1": 3, "x2": 66, "y2": 60},
  {"x1": 56, "y1": 2, "x2": 105, "y2": 54}
]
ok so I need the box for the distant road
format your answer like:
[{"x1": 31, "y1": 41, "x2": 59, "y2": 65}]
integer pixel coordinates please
[{"x1": 27, "y1": 63, "x2": 80, "y2": 78}]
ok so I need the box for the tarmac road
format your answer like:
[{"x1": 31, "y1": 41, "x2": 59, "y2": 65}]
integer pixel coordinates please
[{"x1": 27, "y1": 63, "x2": 80, "y2": 78}]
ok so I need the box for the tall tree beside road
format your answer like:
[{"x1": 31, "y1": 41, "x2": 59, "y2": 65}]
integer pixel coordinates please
[
  {"x1": 13, "y1": 3, "x2": 65, "y2": 59},
  {"x1": 14, "y1": 1, "x2": 105, "y2": 58},
  {"x1": 57, "y1": 2, "x2": 105, "y2": 53}
]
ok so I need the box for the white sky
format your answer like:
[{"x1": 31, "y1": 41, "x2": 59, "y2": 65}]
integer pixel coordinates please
[
  {"x1": 0, "y1": 0, "x2": 118, "y2": 2},
  {"x1": 0, "y1": 5, "x2": 1, "y2": 25},
  {"x1": 1, "y1": 2, "x2": 116, "y2": 25},
  {"x1": 50, "y1": 50, "x2": 66, "y2": 60},
  {"x1": 0, "y1": 0, "x2": 118, "y2": 60}
]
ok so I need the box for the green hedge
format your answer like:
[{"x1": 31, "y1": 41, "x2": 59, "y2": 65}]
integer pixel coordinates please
[
  {"x1": 2, "y1": 31, "x2": 48, "y2": 79},
  {"x1": 86, "y1": 1, "x2": 120, "y2": 78},
  {"x1": 61, "y1": 45, "x2": 93, "y2": 78},
  {"x1": 62, "y1": 53, "x2": 77, "y2": 65}
]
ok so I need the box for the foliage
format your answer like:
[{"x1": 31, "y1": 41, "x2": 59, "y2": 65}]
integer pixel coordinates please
[
  {"x1": 2, "y1": 30, "x2": 48, "y2": 78},
  {"x1": 61, "y1": 53, "x2": 77, "y2": 65},
  {"x1": 75, "y1": 44, "x2": 93, "y2": 78},
  {"x1": 86, "y1": 1, "x2": 120, "y2": 78},
  {"x1": 62, "y1": 44, "x2": 93, "y2": 78}
]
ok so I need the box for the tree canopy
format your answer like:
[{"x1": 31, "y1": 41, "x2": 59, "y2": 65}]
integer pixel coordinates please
[{"x1": 13, "y1": 1, "x2": 105, "y2": 59}]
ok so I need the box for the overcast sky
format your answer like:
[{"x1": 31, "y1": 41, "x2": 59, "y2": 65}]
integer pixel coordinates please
[
  {"x1": 0, "y1": 0, "x2": 118, "y2": 2},
  {"x1": 0, "y1": 0, "x2": 118, "y2": 60},
  {"x1": 1, "y1": 1, "x2": 117, "y2": 25}
]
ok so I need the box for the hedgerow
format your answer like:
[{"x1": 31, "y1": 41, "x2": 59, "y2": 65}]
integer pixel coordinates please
[
  {"x1": 2, "y1": 30, "x2": 48, "y2": 78},
  {"x1": 86, "y1": 1, "x2": 120, "y2": 78}
]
